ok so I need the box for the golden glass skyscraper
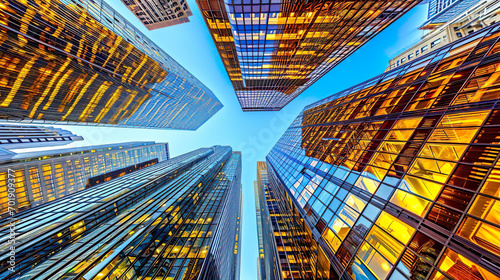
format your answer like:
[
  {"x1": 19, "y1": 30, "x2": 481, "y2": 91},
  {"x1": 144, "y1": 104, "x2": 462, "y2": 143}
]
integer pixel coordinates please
[
  {"x1": 0, "y1": 0, "x2": 222, "y2": 130},
  {"x1": 196, "y1": 0, "x2": 421, "y2": 111},
  {"x1": 264, "y1": 22, "x2": 500, "y2": 279}
]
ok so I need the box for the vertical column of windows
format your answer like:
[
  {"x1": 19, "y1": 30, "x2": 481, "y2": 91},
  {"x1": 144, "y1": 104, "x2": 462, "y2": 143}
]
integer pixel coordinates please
[{"x1": 42, "y1": 163, "x2": 56, "y2": 201}]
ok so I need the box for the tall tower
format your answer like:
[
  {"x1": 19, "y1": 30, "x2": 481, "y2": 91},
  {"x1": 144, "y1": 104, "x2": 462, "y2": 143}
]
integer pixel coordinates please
[
  {"x1": 0, "y1": 0, "x2": 222, "y2": 130},
  {"x1": 423, "y1": 0, "x2": 482, "y2": 28},
  {"x1": 196, "y1": 0, "x2": 421, "y2": 111},
  {"x1": 0, "y1": 146, "x2": 242, "y2": 280},
  {"x1": 265, "y1": 23, "x2": 500, "y2": 279},
  {"x1": 426, "y1": 0, "x2": 480, "y2": 21},
  {"x1": 256, "y1": 161, "x2": 318, "y2": 279}
]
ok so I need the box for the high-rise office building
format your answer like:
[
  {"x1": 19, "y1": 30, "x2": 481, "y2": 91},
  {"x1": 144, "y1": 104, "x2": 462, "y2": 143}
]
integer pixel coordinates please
[
  {"x1": 0, "y1": 0, "x2": 222, "y2": 130},
  {"x1": 121, "y1": 0, "x2": 193, "y2": 29},
  {"x1": 256, "y1": 161, "x2": 326, "y2": 280},
  {"x1": 388, "y1": 0, "x2": 493, "y2": 71},
  {"x1": 0, "y1": 146, "x2": 242, "y2": 280},
  {"x1": 0, "y1": 124, "x2": 83, "y2": 160},
  {"x1": 265, "y1": 24, "x2": 500, "y2": 279},
  {"x1": 255, "y1": 161, "x2": 277, "y2": 280},
  {"x1": 195, "y1": 0, "x2": 421, "y2": 111},
  {"x1": 427, "y1": 0, "x2": 480, "y2": 23},
  {"x1": 428, "y1": 0, "x2": 461, "y2": 19},
  {"x1": 0, "y1": 142, "x2": 169, "y2": 217}
]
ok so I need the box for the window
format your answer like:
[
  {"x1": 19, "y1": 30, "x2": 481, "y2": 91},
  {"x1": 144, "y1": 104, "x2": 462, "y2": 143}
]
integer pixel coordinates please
[
  {"x1": 456, "y1": 32, "x2": 462, "y2": 38},
  {"x1": 421, "y1": 45, "x2": 428, "y2": 52},
  {"x1": 431, "y1": 38, "x2": 441, "y2": 48},
  {"x1": 437, "y1": 249, "x2": 499, "y2": 279},
  {"x1": 408, "y1": 53, "x2": 414, "y2": 60},
  {"x1": 401, "y1": 57, "x2": 406, "y2": 63},
  {"x1": 416, "y1": 50, "x2": 420, "y2": 56}
]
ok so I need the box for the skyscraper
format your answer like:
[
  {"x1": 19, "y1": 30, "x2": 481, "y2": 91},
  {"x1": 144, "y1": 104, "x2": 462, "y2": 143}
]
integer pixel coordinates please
[
  {"x1": 0, "y1": 124, "x2": 83, "y2": 160},
  {"x1": 256, "y1": 161, "x2": 326, "y2": 280},
  {"x1": 0, "y1": 142, "x2": 169, "y2": 217},
  {"x1": 0, "y1": 0, "x2": 222, "y2": 130},
  {"x1": 427, "y1": 0, "x2": 479, "y2": 22},
  {"x1": 0, "y1": 146, "x2": 242, "y2": 280},
  {"x1": 121, "y1": 0, "x2": 193, "y2": 29},
  {"x1": 387, "y1": 0, "x2": 497, "y2": 71},
  {"x1": 265, "y1": 24, "x2": 500, "y2": 279},
  {"x1": 195, "y1": 0, "x2": 421, "y2": 111},
  {"x1": 255, "y1": 161, "x2": 277, "y2": 280}
]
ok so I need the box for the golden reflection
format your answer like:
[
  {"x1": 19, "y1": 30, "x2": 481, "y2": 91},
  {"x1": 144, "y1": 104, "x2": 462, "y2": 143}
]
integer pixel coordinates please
[
  {"x1": 375, "y1": 211, "x2": 415, "y2": 244},
  {"x1": 390, "y1": 189, "x2": 430, "y2": 217}
]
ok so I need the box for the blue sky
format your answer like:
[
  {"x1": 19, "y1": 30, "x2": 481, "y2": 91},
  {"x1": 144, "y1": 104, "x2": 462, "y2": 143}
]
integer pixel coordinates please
[{"x1": 14, "y1": 1, "x2": 428, "y2": 279}]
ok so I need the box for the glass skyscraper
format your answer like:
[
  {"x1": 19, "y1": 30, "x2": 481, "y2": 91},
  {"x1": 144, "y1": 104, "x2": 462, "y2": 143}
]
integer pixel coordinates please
[
  {"x1": 196, "y1": 0, "x2": 420, "y2": 111},
  {"x1": 423, "y1": 0, "x2": 481, "y2": 29},
  {"x1": 265, "y1": 23, "x2": 500, "y2": 280},
  {"x1": 0, "y1": 142, "x2": 168, "y2": 218},
  {"x1": 255, "y1": 161, "x2": 278, "y2": 280},
  {"x1": 256, "y1": 161, "x2": 330, "y2": 280},
  {"x1": 0, "y1": 0, "x2": 222, "y2": 130},
  {"x1": 0, "y1": 145, "x2": 242, "y2": 280},
  {"x1": 428, "y1": 0, "x2": 461, "y2": 19}
]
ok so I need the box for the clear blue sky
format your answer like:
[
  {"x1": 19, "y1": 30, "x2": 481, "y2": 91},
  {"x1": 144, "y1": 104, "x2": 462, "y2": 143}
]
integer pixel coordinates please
[{"x1": 15, "y1": 1, "x2": 428, "y2": 279}]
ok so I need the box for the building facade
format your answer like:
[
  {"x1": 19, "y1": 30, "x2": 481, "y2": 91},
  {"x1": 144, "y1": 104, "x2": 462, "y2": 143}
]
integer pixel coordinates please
[
  {"x1": 0, "y1": 124, "x2": 83, "y2": 160},
  {"x1": 0, "y1": 142, "x2": 169, "y2": 218},
  {"x1": 0, "y1": 124, "x2": 83, "y2": 150},
  {"x1": 255, "y1": 161, "x2": 280, "y2": 280},
  {"x1": 256, "y1": 161, "x2": 332, "y2": 280},
  {"x1": 266, "y1": 24, "x2": 500, "y2": 280},
  {"x1": 428, "y1": 0, "x2": 464, "y2": 20},
  {"x1": 121, "y1": 0, "x2": 193, "y2": 30},
  {"x1": 0, "y1": 0, "x2": 222, "y2": 130},
  {"x1": 0, "y1": 146, "x2": 241, "y2": 280},
  {"x1": 195, "y1": 0, "x2": 421, "y2": 111},
  {"x1": 388, "y1": 0, "x2": 492, "y2": 71}
]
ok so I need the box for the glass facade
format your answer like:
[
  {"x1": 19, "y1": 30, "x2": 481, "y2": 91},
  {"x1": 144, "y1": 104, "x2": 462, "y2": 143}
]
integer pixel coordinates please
[
  {"x1": 428, "y1": 0, "x2": 461, "y2": 19},
  {"x1": 0, "y1": 146, "x2": 241, "y2": 280},
  {"x1": 266, "y1": 24, "x2": 500, "y2": 280},
  {"x1": 0, "y1": 0, "x2": 222, "y2": 130},
  {"x1": 423, "y1": 0, "x2": 481, "y2": 28},
  {"x1": 196, "y1": 0, "x2": 420, "y2": 111},
  {"x1": 256, "y1": 161, "x2": 335, "y2": 280},
  {"x1": 255, "y1": 161, "x2": 280, "y2": 280},
  {"x1": 0, "y1": 142, "x2": 169, "y2": 217}
]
